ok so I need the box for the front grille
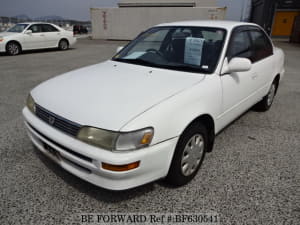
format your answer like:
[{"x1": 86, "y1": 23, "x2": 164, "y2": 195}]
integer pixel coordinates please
[
  {"x1": 35, "y1": 104, "x2": 81, "y2": 137},
  {"x1": 28, "y1": 122, "x2": 92, "y2": 163}
]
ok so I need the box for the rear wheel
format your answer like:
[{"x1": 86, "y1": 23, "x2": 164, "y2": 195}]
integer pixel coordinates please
[
  {"x1": 6, "y1": 42, "x2": 21, "y2": 56},
  {"x1": 58, "y1": 39, "x2": 69, "y2": 50},
  {"x1": 254, "y1": 81, "x2": 277, "y2": 111},
  {"x1": 165, "y1": 122, "x2": 208, "y2": 186}
]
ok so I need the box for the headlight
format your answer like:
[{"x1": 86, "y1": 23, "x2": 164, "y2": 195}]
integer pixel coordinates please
[
  {"x1": 77, "y1": 127, "x2": 154, "y2": 151},
  {"x1": 115, "y1": 128, "x2": 154, "y2": 151},
  {"x1": 77, "y1": 127, "x2": 118, "y2": 150},
  {"x1": 26, "y1": 94, "x2": 36, "y2": 113}
]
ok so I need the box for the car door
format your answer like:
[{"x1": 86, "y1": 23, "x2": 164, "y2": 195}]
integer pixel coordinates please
[
  {"x1": 23, "y1": 24, "x2": 46, "y2": 49},
  {"x1": 247, "y1": 27, "x2": 275, "y2": 99},
  {"x1": 41, "y1": 24, "x2": 61, "y2": 48},
  {"x1": 219, "y1": 27, "x2": 258, "y2": 128}
]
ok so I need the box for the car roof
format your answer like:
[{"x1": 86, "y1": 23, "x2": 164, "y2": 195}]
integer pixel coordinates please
[
  {"x1": 155, "y1": 20, "x2": 258, "y2": 30},
  {"x1": 17, "y1": 22, "x2": 55, "y2": 25}
]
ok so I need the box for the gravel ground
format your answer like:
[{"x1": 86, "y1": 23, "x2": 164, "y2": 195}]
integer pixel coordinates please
[{"x1": 0, "y1": 39, "x2": 299, "y2": 225}]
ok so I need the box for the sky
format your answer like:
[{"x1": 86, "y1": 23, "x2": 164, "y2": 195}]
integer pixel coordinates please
[{"x1": 0, "y1": 0, "x2": 246, "y2": 21}]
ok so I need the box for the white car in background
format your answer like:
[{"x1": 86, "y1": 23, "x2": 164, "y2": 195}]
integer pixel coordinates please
[
  {"x1": 23, "y1": 21, "x2": 285, "y2": 190},
  {"x1": 0, "y1": 22, "x2": 76, "y2": 55}
]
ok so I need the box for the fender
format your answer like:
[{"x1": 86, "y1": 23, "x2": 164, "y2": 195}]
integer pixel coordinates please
[{"x1": 120, "y1": 74, "x2": 223, "y2": 145}]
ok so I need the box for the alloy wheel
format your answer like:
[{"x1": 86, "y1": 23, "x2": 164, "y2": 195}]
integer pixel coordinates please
[{"x1": 7, "y1": 43, "x2": 20, "y2": 55}]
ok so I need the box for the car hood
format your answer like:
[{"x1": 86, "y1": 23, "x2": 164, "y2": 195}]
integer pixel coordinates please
[{"x1": 32, "y1": 60, "x2": 205, "y2": 131}]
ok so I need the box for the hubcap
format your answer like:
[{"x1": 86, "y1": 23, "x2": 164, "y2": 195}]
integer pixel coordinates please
[
  {"x1": 267, "y1": 84, "x2": 276, "y2": 106},
  {"x1": 181, "y1": 134, "x2": 205, "y2": 176},
  {"x1": 8, "y1": 44, "x2": 19, "y2": 55}
]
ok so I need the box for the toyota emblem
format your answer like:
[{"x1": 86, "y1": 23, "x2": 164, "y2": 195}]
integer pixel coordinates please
[{"x1": 48, "y1": 116, "x2": 55, "y2": 125}]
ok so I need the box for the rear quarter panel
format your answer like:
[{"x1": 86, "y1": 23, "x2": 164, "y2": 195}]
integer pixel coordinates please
[
  {"x1": 274, "y1": 47, "x2": 285, "y2": 80},
  {"x1": 63, "y1": 31, "x2": 76, "y2": 46}
]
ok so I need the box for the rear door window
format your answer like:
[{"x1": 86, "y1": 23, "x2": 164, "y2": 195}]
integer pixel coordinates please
[
  {"x1": 249, "y1": 29, "x2": 273, "y2": 62},
  {"x1": 42, "y1": 24, "x2": 59, "y2": 32}
]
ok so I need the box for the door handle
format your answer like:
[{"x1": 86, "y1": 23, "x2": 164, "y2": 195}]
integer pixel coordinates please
[{"x1": 40, "y1": 34, "x2": 45, "y2": 37}]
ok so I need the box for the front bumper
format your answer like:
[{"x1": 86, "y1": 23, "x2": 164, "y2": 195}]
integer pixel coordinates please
[
  {"x1": 22, "y1": 107, "x2": 177, "y2": 190},
  {"x1": 0, "y1": 41, "x2": 6, "y2": 52}
]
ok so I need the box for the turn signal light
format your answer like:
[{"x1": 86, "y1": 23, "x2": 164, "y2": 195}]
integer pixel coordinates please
[
  {"x1": 140, "y1": 132, "x2": 153, "y2": 145},
  {"x1": 102, "y1": 161, "x2": 140, "y2": 172}
]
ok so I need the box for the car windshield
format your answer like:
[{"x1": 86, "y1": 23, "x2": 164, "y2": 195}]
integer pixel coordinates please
[
  {"x1": 112, "y1": 26, "x2": 226, "y2": 74},
  {"x1": 7, "y1": 24, "x2": 29, "y2": 33}
]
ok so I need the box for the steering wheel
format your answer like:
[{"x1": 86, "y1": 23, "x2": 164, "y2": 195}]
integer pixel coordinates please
[{"x1": 146, "y1": 48, "x2": 165, "y2": 58}]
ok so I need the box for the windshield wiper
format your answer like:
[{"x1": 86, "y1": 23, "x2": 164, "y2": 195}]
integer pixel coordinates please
[
  {"x1": 163, "y1": 63, "x2": 209, "y2": 73},
  {"x1": 113, "y1": 58, "x2": 158, "y2": 67},
  {"x1": 113, "y1": 58, "x2": 210, "y2": 73}
]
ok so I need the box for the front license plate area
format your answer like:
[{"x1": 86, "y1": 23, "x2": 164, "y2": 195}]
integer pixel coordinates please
[{"x1": 44, "y1": 143, "x2": 60, "y2": 158}]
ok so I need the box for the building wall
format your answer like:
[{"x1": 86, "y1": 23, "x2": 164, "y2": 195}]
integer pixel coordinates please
[
  {"x1": 118, "y1": 0, "x2": 217, "y2": 7},
  {"x1": 91, "y1": 7, "x2": 226, "y2": 40},
  {"x1": 249, "y1": 0, "x2": 300, "y2": 37},
  {"x1": 250, "y1": 0, "x2": 276, "y2": 34},
  {"x1": 271, "y1": 0, "x2": 300, "y2": 37},
  {"x1": 272, "y1": 11, "x2": 300, "y2": 37},
  {"x1": 217, "y1": 0, "x2": 249, "y2": 21}
]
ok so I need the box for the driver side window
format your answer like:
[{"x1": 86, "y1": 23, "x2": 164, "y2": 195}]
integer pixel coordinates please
[
  {"x1": 227, "y1": 30, "x2": 252, "y2": 61},
  {"x1": 28, "y1": 24, "x2": 42, "y2": 33}
]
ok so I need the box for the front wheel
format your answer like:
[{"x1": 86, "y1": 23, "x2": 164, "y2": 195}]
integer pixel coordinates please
[
  {"x1": 165, "y1": 122, "x2": 208, "y2": 186},
  {"x1": 58, "y1": 39, "x2": 69, "y2": 50},
  {"x1": 6, "y1": 42, "x2": 21, "y2": 56}
]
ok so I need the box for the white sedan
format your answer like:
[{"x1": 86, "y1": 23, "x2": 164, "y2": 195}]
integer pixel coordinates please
[
  {"x1": 0, "y1": 22, "x2": 76, "y2": 55},
  {"x1": 23, "y1": 21, "x2": 285, "y2": 190}
]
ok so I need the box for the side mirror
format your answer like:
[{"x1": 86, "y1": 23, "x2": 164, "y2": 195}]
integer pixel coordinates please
[
  {"x1": 222, "y1": 57, "x2": 252, "y2": 74},
  {"x1": 116, "y1": 46, "x2": 124, "y2": 53},
  {"x1": 25, "y1": 30, "x2": 32, "y2": 35}
]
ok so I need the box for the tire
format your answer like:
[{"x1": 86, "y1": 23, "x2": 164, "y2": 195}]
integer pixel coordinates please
[
  {"x1": 6, "y1": 42, "x2": 21, "y2": 56},
  {"x1": 165, "y1": 122, "x2": 208, "y2": 186},
  {"x1": 254, "y1": 81, "x2": 277, "y2": 112},
  {"x1": 58, "y1": 39, "x2": 69, "y2": 50}
]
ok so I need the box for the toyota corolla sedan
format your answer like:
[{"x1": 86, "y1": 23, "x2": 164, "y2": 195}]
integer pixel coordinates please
[
  {"x1": 0, "y1": 22, "x2": 76, "y2": 55},
  {"x1": 23, "y1": 21, "x2": 285, "y2": 190}
]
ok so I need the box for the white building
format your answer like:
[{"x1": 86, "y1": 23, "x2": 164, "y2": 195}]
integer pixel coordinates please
[
  {"x1": 91, "y1": 0, "x2": 226, "y2": 40},
  {"x1": 118, "y1": 0, "x2": 216, "y2": 7}
]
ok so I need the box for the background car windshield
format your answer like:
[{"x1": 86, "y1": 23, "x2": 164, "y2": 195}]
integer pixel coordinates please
[
  {"x1": 113, "y1": 26, "x2": 226, "y2": 73},
  {"x1": 7, "y1": 24, "x2": 29, "y2": 33}
]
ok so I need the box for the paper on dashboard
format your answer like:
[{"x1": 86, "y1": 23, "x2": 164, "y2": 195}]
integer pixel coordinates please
[{"x1": 184, "y1": 37, "x2": 205, "y2": 66}]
